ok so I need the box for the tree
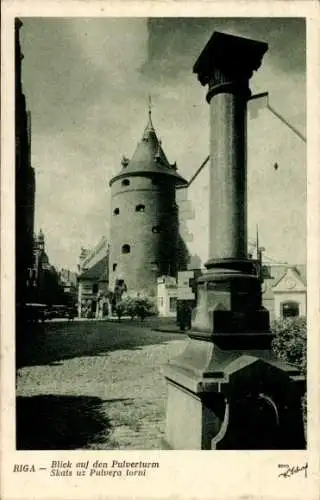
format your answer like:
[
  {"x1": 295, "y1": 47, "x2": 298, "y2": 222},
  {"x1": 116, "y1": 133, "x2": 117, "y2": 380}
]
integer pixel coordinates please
[
  {"x1": 271, "y1": 316, "x2": 307, "y2": 431},
  {"x1": 271, "y1": 316, "x2": 306, "y2": 375},
  {"x1": 114, "y1": 296, "x2": 158, "y2": 321}
]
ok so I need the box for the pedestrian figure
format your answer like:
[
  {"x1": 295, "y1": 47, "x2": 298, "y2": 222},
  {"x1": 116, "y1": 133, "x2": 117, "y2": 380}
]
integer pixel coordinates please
[{"x1": 178, "y1": 301, "x2": 187, "y2": 331}]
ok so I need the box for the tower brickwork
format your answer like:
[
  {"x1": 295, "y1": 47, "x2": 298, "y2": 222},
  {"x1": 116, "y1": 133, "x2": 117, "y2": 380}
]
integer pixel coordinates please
[{"x1": 109, "y1": 111, "x2": 187, "y2": 296}]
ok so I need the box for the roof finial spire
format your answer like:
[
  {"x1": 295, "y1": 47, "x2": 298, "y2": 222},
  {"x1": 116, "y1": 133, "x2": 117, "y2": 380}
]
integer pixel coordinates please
[
  {"x1": 148, "y1": 94, "x2": 152, "y2": 117},
  {"x1": 144, "y1": 94, "x2": 154, "y2": 133}
]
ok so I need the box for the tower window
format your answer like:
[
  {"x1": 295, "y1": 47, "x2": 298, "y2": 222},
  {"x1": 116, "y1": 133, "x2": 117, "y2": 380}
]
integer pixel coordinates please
[
  {"x1": 121, "y1": 179, "x2": 130, "y2": 187},
  {"x1": 135, "y1": 204, "x2": 145, "y2": 212},
  {"x1": 112, "y1": 263, "x2": 117, "y2": 271},
  {"x1": 152, "y1": 225, "x2": 161, "y2": 234},
  {"x1": 121, "y1": 244, "x2": 131, "y2": 254},
  {"x1": 113, "y1": 208, "x2": 120, "y2": 215}
]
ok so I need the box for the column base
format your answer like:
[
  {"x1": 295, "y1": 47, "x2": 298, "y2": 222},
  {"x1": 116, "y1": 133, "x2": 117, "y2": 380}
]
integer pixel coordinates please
[{"x1": 191, "y1": 259, "x2": 268, "y2": 343}]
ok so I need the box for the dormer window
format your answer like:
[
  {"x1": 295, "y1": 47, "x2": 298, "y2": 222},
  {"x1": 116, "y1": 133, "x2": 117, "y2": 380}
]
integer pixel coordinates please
[
  {"x1": 154, "y1": 153, "x2": 163, "y2": 165},
  {"x1": 121, "y1": 156, "x2": 129, "y2": 168},
  {"x1": 121, "y1": 179, "x2": 130, "y2": 187}
]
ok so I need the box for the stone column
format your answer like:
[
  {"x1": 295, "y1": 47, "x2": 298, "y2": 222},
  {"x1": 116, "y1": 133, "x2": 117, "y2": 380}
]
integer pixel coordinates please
[
  {"x1": 191, "y1": 32, "x2": 269, "y2": 335},
  {"x1": 163, "y1": 31, "x2": 306, "y2": 450},
  {"x1": 195, "y1": 32, "x2": 265, "y2": 264}
]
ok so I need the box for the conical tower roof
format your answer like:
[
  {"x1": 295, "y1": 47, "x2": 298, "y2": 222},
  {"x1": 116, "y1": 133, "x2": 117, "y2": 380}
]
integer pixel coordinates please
[{"x1": 110, "y1": 110, "x2": 187, "y2": 187}]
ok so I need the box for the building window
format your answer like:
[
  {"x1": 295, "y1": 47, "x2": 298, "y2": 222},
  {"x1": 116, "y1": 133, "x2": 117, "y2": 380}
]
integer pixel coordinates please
[
  {"x1": 152, "y1": 225, "x2": 161, "y2": 234},
  {"x1": 121, "y1": 244, "x2": 131, "y2": 254},
  {"x1": 121, "y1": 179, "x2": 130, "y2": 187},
  {"x1": 169, "y1": 297, "x2": 177, "y2": 312},
  {"x1": 92, "y1": 284, "x2": 98, "y2": 294},
  {"x1": 112, "y1": 263, "x2": 117, "y2": 271},
  {"x1": 135, "y1": 204, "x2": 145, "y2": 212},
  {"x1": 281, "y1": 301, "x2": 300, "y2": 319},
  {"x1": 113, "y1": 208, "x2": 120, "y2": 215},
  {"x1": 158, "y1": 297, "x2": 164, "y2": 307}
]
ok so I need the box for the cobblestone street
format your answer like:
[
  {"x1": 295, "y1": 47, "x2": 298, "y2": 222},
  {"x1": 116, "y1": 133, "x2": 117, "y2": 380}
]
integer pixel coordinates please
[{"x1": 16, "y1": 318, "x2": 186, "y2": 450}]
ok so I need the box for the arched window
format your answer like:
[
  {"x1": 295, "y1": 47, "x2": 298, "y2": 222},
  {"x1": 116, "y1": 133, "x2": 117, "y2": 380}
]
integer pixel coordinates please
[
  {"x1": 152, "y1": 225, "x2": 161, "y2": 234},
  {"x1": 135, "y1": 204, "x2": 145, "y2": 212},
  {"x1": 113, "y1": 208, "x2": 120, "y2": 215},
  {"x1": 121, "y1": 244, "x2": 131, "y2": 254},
  {"x1": 112, "y1": 263, "x2": 117, "y2": 271},
  {"x1": 121, "y1": 179, "x2": 130, "y2": 187},
  {"x1": 281, "y1": 301, "x2": 300, "y2": 319}
]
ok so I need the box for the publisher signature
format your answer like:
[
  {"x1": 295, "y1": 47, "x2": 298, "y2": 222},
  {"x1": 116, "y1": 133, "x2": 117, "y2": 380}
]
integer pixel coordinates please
[{"x1": 278, "y1": 462, "x2": 308, "y2": 479}]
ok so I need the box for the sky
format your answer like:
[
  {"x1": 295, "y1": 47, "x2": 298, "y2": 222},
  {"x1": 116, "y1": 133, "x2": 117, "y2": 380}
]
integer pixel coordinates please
[{"x1": 20, "y1": 17, "x2": 306, "y2": 271}]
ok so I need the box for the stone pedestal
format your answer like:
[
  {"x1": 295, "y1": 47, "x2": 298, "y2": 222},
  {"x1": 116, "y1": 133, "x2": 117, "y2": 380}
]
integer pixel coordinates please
[
  {"x1": 163, "y1": 32, "x2": 306, "y2": 450},
  {"x1": 164, "y1": 340, "x2": 305, "y2": 449}
]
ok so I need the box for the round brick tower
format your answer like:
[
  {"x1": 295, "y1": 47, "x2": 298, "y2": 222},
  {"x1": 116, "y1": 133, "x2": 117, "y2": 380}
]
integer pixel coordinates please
[{"x1": 109, "y1": 110, "x2": 188, "y2": 297}]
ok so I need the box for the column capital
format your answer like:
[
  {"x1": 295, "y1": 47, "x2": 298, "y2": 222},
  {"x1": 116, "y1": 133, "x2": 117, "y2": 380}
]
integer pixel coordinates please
[{"x1": 193, "y1": 32, "x2": 268, "y2": 101}]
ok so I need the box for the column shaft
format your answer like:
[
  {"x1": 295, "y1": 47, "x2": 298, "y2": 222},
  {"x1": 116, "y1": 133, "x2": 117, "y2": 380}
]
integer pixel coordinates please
[{"x1": 208, "y1": 91, "x2": 247, "y2": 261}]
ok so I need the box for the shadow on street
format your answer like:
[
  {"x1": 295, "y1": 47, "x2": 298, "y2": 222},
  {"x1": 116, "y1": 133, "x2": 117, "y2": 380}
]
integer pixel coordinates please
[
  {"x1": 16, "y1": 318, "x2": 185, "y2": 368},
  {"x1": 16, "y1": 395, "x2": 129, "y2": 450}
]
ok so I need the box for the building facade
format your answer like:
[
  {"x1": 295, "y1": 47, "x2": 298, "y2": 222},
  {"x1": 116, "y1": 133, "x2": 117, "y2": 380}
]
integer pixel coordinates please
[
  {"x1": 157, "y1": 276, "x2": 178, "y2": 317},
  {"x1": 108, "y1": 110, "x2": 188, "y2": 298},
  {"x1": 261, "y1": 263, "x2": 307, "y2": 321},
  {"x1": 15, "y1": 19, "x2": 36, "y2": 306},
  {"x1": 28, "y1": 230, "x2": 65, "y2": 305},
  {"x1": 156, "y1": 264, "x2": 306, "y2": 323},
  {"x1": 59, "y1": 268, "x2": 78, "y2": 306},
  {"x1": 77, "y1": 237, "x2": 109, "y2": 318}
]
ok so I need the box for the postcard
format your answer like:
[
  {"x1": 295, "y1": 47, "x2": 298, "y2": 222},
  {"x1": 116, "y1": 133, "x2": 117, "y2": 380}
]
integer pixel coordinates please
[{"x1": 1, "y1": 1, "x2": 319, "y2": 499}]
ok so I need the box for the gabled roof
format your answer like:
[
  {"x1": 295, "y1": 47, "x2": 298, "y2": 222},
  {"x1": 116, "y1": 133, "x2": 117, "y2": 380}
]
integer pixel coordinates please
[
  {"x1": 78, "y1": 256, "x2": 108, "y2": 282},
  {"x1": 262, "y1": 264, "x2": 306, "y2": 299},
  {"x1": 272, "y1": 266, "x2": 306, "y2": 292},
  {"x1": 80, "y1": 236, "x2": 108, "y2": 270},
  {"x1": 109, "y1": 111, "x2": 188, "y2": 187}
]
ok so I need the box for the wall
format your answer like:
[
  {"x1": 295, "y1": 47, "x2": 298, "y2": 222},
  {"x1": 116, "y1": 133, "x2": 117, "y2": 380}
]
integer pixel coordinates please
[{"x1": 157, "y1": 277, "x2": 178, "y2": 317}]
